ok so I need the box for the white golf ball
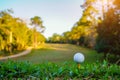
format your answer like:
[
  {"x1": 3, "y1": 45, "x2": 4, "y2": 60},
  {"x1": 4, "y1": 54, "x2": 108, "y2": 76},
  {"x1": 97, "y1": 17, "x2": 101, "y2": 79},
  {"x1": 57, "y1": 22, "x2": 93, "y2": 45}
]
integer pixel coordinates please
[{"x1": 73, "y1": 53, "x2": 85, "y2": 63}]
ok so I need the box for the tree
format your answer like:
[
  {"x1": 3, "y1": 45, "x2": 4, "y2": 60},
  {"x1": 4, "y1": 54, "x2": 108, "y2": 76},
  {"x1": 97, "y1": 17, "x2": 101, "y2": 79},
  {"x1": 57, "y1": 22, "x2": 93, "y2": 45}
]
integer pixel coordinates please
[
  {"x1": 95, "y1": 0, "x2": 120, "y2": 56},
  {"x1": 36, "y1": 32, "x2": 46, "y2": 44},
  {"x1": 30, "y1": 16, "x2": 45, "y2": 48},
  {"x1": 60, "y1": 0, "x2": 99, "y2": 46},
  {"x1": 62, "y1": 31, "x2": 71, "y2": 43},
  {"x1": 0, "y1": 9, "x2": 14, "y2": 53},
  {"x1": 13, "y1": 18, "x2": 31, "y2": 50},
  {"x1": 67, "y1": 0, "x2": 98, "y2": 47},
  {"x1": 0, "y1": 9, "x2": 46, "y2": 56},
  {"x1": 69, "y1": 26, "x2": 85, "y2": 45},
  {"x1": 81, "y1": 0, "x2": 99, "y2": 47},
  {"x1": 48, "y1": 33, "x2": 63, "y2": 43}
]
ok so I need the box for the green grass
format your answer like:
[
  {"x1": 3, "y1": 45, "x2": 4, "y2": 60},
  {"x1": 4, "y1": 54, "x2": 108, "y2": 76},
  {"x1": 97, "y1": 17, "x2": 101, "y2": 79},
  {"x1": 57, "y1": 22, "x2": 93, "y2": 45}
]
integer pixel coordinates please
[{"x1": 8, "y1": 43, "x2": 103, "y2": 64}]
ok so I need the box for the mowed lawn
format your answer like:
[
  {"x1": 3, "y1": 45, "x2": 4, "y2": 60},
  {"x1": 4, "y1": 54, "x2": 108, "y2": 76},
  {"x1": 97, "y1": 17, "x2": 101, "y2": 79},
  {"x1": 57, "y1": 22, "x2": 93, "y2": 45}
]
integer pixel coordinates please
[{"x1": 11, "y1": 43, "x2": 103, "y2": 64}]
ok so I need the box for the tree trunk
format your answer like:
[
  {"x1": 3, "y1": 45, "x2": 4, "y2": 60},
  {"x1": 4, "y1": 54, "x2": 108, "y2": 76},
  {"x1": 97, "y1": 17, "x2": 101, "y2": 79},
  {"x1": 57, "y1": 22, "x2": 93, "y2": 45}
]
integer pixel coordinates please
[
  {"x1": 76, "y1": 41, "x2": 79, "y2": 46},
  {"x1": 33, "y1": 28, "x2": 37, "y2": 48},
  {"x1": 9, "y1": 31, "x2": 12, "y2": 54}
]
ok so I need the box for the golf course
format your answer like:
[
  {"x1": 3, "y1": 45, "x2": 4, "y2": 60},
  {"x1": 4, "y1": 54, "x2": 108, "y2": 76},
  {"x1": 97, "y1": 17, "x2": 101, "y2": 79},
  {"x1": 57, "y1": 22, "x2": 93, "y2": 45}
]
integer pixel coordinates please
[
  {"x1": 0, "y1": 0, "x2": 120, "y2": 79},
  {"x1": 10, "y1": 43, "x2": 103, "y2": 64}
]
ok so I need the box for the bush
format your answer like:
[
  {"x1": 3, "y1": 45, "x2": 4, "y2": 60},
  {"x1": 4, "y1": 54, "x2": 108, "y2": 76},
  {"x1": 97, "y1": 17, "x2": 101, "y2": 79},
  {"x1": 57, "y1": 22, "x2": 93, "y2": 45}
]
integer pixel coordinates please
[{"x1": 0, "y1": 61, "x2": 120, "y2": 79}]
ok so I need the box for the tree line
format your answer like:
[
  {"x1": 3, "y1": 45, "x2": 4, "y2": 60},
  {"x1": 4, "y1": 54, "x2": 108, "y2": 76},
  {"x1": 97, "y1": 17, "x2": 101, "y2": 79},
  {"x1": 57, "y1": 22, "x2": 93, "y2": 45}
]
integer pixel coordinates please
[
  {"x1": 0, "y1": 10, "x2": 46, "y2": 55},
  {"x1": 48, "y1": 0, "x2": 120, "y2": 57}
]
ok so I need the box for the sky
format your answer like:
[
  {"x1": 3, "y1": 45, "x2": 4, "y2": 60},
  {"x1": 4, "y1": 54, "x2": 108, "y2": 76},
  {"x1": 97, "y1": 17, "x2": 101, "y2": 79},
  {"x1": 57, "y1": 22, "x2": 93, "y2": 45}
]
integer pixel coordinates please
[{"x1": 0, "y1": 0, "x2": 84, "y2": 38}]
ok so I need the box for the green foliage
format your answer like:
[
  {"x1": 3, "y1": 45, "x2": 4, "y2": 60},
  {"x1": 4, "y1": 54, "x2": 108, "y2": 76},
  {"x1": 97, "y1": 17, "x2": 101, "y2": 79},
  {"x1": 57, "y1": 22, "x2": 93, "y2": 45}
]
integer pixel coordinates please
[
  {"x1": 30, "y1": 16, "x2": 44, "y2": 29},
  {"x1": 30, "y1": 16, "x2": 45, "y2": 48},
  {"x1": 0, "y1": 61, "x2": 119, "y2": 79},
  {"x1": 48, "y1": 33, "x2": 65, "y2": 43},
  {"x1": 0, "y1": 10, "x2": 46, "y2": 55},
  {"x1": 95, "y1": 7, "x2": 120, "y2": 56}
]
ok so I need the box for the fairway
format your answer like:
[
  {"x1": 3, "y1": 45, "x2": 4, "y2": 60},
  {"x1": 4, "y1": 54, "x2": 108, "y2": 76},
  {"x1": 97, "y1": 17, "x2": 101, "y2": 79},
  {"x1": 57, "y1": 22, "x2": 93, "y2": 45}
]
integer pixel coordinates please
[{"x1": 8, "y1": 44, "x2": 103, "y2": 64}]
